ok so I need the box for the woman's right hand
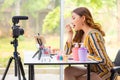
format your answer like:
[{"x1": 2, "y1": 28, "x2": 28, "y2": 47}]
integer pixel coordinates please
[
  {"x1": 65, "y1": 24, "x2": 73, "y2": 42},
  {"x1": 65, "y1": 24, "x2": 73, "y2": 33}
]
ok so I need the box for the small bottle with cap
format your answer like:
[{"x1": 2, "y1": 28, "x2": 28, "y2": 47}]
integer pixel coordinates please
[
  {"x1": 78, "y1": 43, "x2": 88, "y2": 61},
  {"x1": 72, "y1": 43, "x2": 79, "y2": 61}
]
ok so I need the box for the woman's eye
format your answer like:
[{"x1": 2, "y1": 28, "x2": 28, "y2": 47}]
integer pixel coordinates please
[{"x1": 73, "y1": 17, "x2": 75, "y2": 20}]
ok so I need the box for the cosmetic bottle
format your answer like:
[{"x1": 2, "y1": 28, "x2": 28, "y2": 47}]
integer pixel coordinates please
[
  {"x1": 78, "y1": 43, "x2": 88, "y2": 61},
  {"x1": 72, "y1": 43, "x2": 79, "y2": 61}
]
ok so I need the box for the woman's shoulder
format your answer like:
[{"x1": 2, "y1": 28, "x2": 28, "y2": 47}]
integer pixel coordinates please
[
  {"x1": 88, "y1": 29, "x2": 102, "y2": 36},
  {"x1": 87, "y1": 29, "x2": 105, "y2": 42}
]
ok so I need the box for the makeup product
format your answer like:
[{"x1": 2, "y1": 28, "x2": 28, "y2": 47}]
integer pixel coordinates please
[
  {"x1": 78, "y1": 43, "x2": 88, "y2": 61},
  {"x1": 72, "y1": 43, "x2": 79, "y2": 61}
]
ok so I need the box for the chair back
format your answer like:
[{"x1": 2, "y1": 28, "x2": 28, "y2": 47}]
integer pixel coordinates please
[
  {"x1": 110, "y1": 50, "x2": 120, "y2": 80},
  {"x1": 114, "y1": 50, "x2": 120, "y2": 66}
]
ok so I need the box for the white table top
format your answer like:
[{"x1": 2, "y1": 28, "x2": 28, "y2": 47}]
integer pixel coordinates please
[{"x1": 24, "y1": 51, "x2": 100, "y2": 65}]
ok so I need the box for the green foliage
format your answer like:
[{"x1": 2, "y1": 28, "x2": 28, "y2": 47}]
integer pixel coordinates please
[
  {"x1": 72, "y1": 0, "x2": 102, "y2": 8},
  {"x1": 42, "y1": 7, "x2": 60, "y2": 34},
  {"x1": 67, "y1": 0, "x2": 116, "y2": 12},
  {"x1": 0, "y1": 0, "x2": 15, "y2": 21},
  {"x1": 21, "y1": 0, "x2": 50, "y2": 18},
  {"x1": 73, "y1": 0, "x2": 116, "y2": 8},
  {"x1": 0, "y1": 0, "x2": 15, "y2": 11}
]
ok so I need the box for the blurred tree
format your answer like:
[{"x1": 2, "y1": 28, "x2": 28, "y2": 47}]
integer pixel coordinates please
[
  {"x1": 0, "y1": 0, "x2": 15, "y2": 37},
  {"x1": 21, "y1": 0, "x2": 49, "y2": 18},
  {"x1": 0, "y1": 0, "x2": 15, "y2": 12},
  {"x1": 42, "y1": 7, "x2": 60, "y2": 34},
  {"x1": 21, "y1": 0, "x2": 50, "y2": 34},
  {"x1": 42, "y1": 0, "x2": 60, "y2": 34},
  {"x1": 0, "y1": 0, "x2": 51, "y2": 37}
]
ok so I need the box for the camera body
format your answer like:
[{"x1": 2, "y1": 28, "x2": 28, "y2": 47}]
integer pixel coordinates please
[
  {"x1": 12, "y1": 16, "x2": 28, "y2": 38},
  {"x1": 12, "y1": 25, "x2": 24, "y2": 38}
]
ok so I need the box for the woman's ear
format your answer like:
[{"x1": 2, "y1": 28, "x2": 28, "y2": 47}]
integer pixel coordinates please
[{"x1": 81, "y1": 16, "x2": 85, "y2": 22}]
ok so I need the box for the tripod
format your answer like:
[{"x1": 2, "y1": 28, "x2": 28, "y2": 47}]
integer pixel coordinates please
[
  {"x1": 32, "y1": 36, "x2": 43, "y2": 60},
  {"x1": 2, "y1": 38, "x2": 26, "y2": 80},
  {"x1": 32, "y1": 46, "x2": 43, "y2": 60},
  {"x1": 32, "y1": 33, "x2": 52, "y2": 60}
]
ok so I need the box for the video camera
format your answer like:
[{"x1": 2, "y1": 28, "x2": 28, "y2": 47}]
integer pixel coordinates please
[{"x1": 12, "y1": 16, "x2": 28, "y2": 38}]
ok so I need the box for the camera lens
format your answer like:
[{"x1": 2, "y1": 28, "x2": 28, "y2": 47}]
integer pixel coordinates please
[
  {"x1": 12, "y1": 26, "x2": 24, "y2": 38},
  {"x1": 19, "y1": 28, "x2": 24, "y2": 35}
]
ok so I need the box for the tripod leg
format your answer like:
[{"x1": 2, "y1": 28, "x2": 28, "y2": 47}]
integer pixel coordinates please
[
  {"x1": 15, "y1": 57, "x2": 21, "y2": 80},
  {"x1": 2, "y1": 57, "x2": 14, "y2": 80},
  {"x1": 15, "y1": 59, "x2": 17, "y2": 76},
  {"x1": 38, "y1": 49, "x2": 42, "y2": 60},
  {"x1": 32, "y1": 50, "x2": 39, "y2": 58},
  {"x1": 18, "y1": 56, "x2": 26, "y2": 80},
  {"x1": 17, "y1": 63, "x2": 21, "y2": 80}
]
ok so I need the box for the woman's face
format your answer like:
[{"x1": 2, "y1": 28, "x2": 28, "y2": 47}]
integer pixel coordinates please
[{"x1": 71, "y1": 12, "x2": 84, "y2": 31}]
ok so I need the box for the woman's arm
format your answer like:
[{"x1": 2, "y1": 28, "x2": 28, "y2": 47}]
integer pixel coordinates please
[{"x1": 64, "y1": 24, "x2": 74, "y2": 55}]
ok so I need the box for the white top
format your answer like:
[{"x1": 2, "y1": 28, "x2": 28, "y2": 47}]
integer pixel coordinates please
[{"x1": 24, "y1": 51, "x2": 99, "y2": 65}]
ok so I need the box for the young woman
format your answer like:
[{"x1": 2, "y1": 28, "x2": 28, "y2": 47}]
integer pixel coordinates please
[{"x1": 64, "y1": 7, "x2": 115, "y2": 80}]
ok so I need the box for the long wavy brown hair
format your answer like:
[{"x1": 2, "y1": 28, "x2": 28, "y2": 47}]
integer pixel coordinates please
[{"x1": 72, "y1": 7, "x2": 105, "y2": 43}]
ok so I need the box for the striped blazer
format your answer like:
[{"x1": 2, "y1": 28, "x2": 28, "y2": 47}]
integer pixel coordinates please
[{"x1": 64, "y1": 29, "x2": 115, "y2": 80}]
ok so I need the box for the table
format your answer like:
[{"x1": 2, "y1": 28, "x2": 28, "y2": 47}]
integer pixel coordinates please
[{"x1": 24, "y1": 51, "x2": 100, "y2": 80}]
